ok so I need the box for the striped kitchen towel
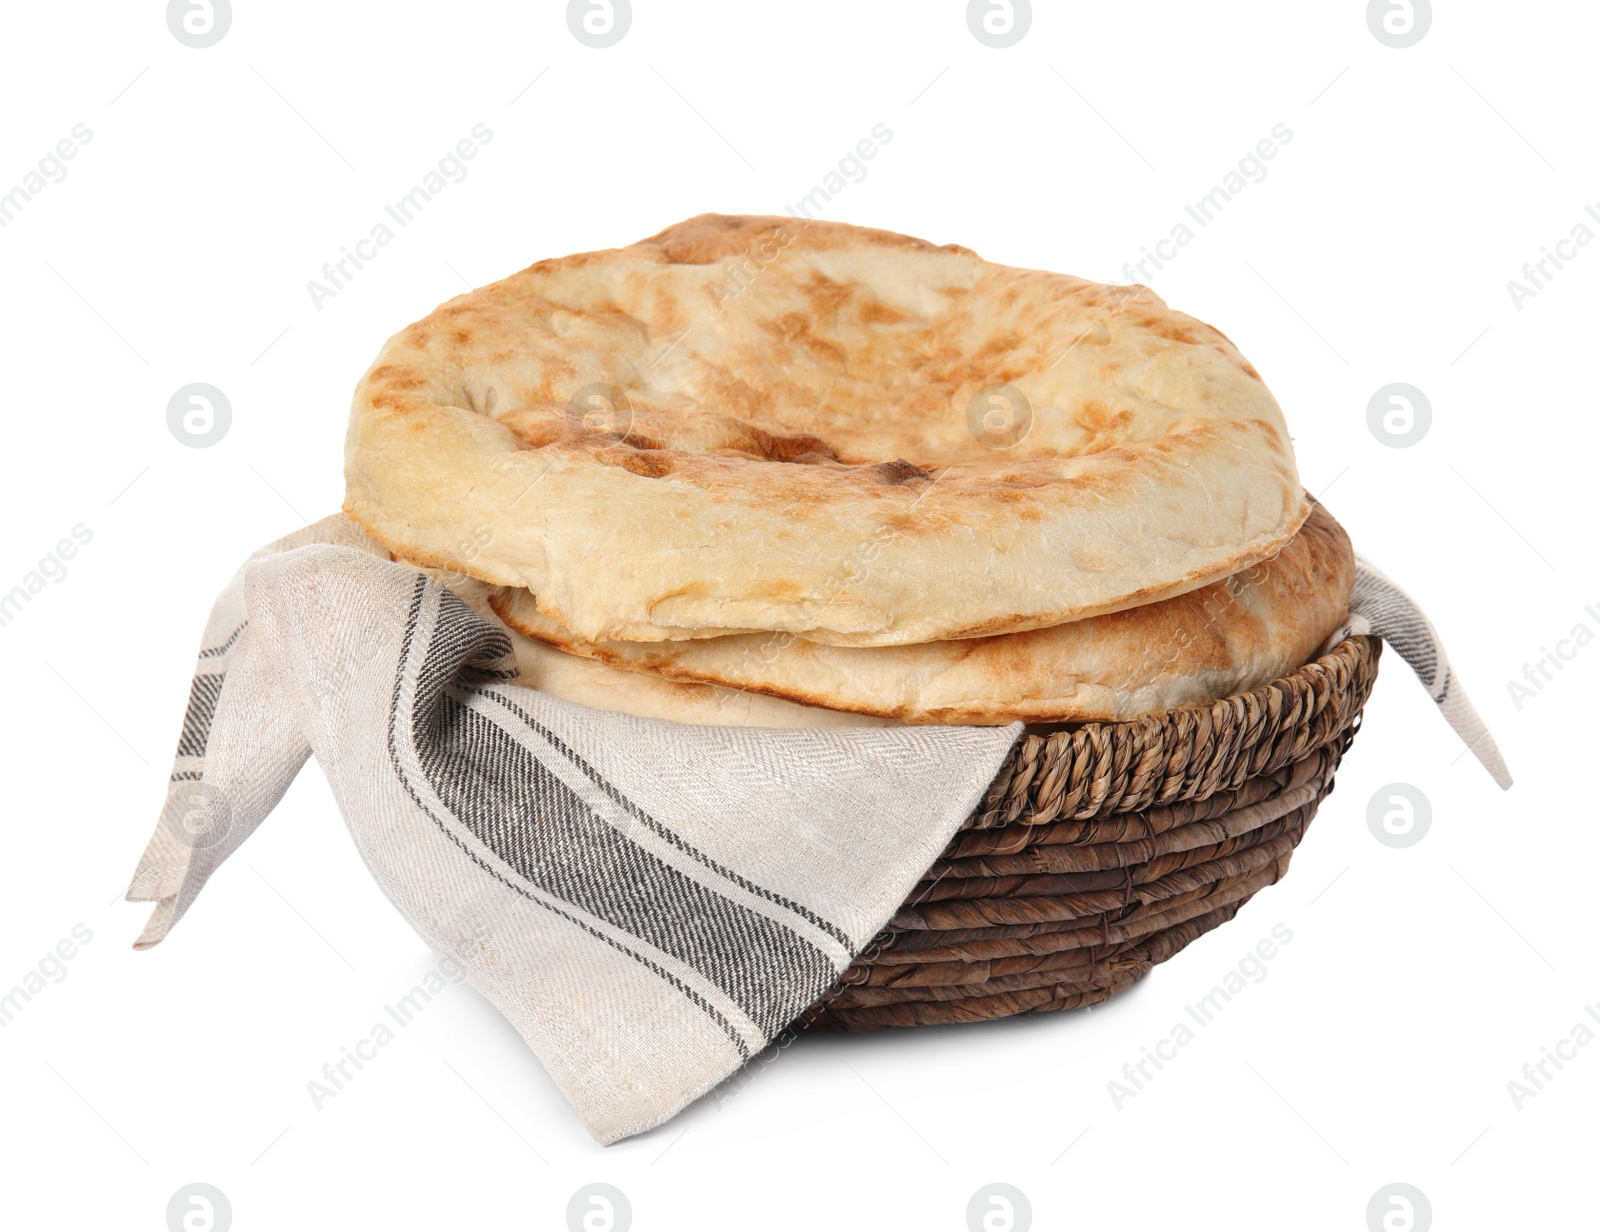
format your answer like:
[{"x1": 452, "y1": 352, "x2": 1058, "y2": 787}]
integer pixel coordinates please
[
  {"x1": 125, "y1": 516, "x2": 1021, "y2": 1144},
  {"x1": 128, "y1": 517, "x2": 1510, "y2": 1144}
]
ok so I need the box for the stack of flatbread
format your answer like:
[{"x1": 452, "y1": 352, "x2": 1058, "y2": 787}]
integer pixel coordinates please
[{"x1": 343, "y1": 215, "x2": 1353, "y2": 729}]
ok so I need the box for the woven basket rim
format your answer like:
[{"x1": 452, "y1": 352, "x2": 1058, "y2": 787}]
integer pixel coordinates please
[{"x1": 970, "y1": 634, "x2": 1381, "y2": 830}]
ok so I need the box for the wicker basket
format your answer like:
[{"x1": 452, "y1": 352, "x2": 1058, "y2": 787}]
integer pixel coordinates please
[{"x1": 807, "y1": 634, "x2": 1382, "y2": 1030}]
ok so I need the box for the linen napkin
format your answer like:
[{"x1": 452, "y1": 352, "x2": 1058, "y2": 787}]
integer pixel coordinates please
[
  {"x1": 1329, "y1": 555, "x2": 1513, "y2": 789},
  {"x1": 127, "y1": 516, "x2": 1509, "y2": 1143},
  {"x1": 126, "y1": 515, "x2": 1021, "y2": 1143}
]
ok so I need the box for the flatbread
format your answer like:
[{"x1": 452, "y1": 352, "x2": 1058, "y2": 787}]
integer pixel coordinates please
[
  {"x1": 345, "y1": 214, "x2": 1306, "y2": 647},
  {"x1": 485, "y1": 501, "x2": 1354, "y2": 724},
  {"x1": 418, "y1": 567, "x2": 897, "y2": 729}
]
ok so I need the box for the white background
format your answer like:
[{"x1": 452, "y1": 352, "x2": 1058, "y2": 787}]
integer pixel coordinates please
[{"x1": 1, "y1": 2, "x2": 1594, "y2": 1229}]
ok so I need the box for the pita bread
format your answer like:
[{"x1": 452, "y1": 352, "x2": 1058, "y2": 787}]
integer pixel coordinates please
[
  {"x1": 484, "y1": 501, "x2": 1354, "y2": 724},
  {"x1": 345, "y1": 214, "x2": 1306, "y2": 647},
  {"x1": 418, "y1": 567, "x2": 897, "y2": 729}
]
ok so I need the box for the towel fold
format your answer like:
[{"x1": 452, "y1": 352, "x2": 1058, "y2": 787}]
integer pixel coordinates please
[{"x1": 1328, "y1": 556, "x2": 1512, "y2": 789}]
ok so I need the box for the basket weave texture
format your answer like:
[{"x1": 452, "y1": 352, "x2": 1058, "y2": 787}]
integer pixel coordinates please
[{"x1": 807, "y1": 635, "x2": 1381, "y2": 1030}]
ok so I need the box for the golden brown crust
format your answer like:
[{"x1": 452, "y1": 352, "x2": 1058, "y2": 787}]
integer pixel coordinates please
[
  {"x1": 345, "y1": 214, "x2": 1306, "y2": 646},
  {"x1": 480, "y1": 501, "x2": 1355, "y2": 725}
]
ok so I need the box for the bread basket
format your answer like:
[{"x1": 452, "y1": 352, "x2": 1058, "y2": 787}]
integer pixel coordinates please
[{"x1": 808, "y1": 634, "x2": 1381, "y2": 1029}]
